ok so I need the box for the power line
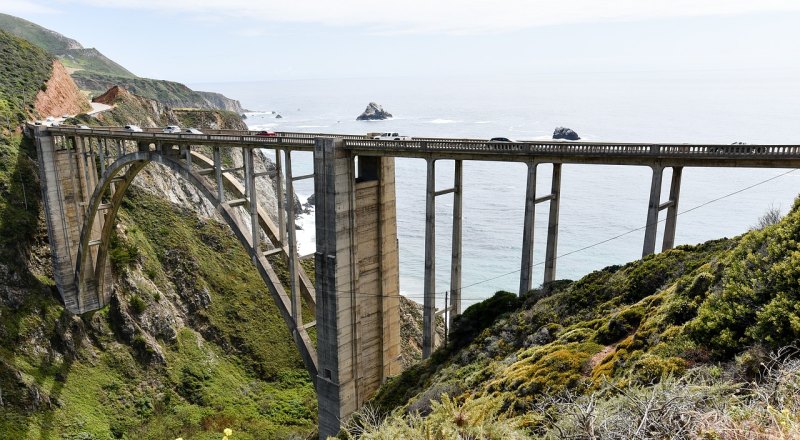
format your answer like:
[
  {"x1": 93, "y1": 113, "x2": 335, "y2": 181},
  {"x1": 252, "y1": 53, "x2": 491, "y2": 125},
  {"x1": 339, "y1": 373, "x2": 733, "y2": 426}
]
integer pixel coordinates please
[
  {"x1": 443, "y1": 167, "x2": 798, "y2": 295},
  {"x1": 288, "y1": 167, "x2": 797, "y2": 301}
]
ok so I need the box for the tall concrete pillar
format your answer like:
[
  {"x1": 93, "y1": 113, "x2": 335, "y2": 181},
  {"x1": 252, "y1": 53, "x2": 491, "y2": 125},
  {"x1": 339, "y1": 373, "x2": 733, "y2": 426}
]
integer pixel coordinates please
[
  {"x1": 275, "y1": 149, "x2": 287, "y2": 245},
  {"x1": 422, "y1": 158, "x2": 436, "y2": 358},
  {"x1": 285, "y1": 150, "x2": 301, "y2": 327},
  {"x1": 642, "y1": 165, "x2": 664, "y2": 257},
  {"x1": 449, "y1": 160, "x2": 463, "y2": 328},
  {"x1": 314, "y1": 139, "x2": 400, "y2": 439},
  {"x1": 662, "y1": 166, "x2": 683, "y2": 251},
  {"x1": 519, "y1": 162, "x2": 537, "y2": 295},
  {"x1": 543, "y1": 163, "x2": 561, "y2": 284}
]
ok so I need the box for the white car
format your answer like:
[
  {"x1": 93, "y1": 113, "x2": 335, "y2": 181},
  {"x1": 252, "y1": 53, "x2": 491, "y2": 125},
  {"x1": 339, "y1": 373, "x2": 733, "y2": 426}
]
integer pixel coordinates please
[
  {"x1": 183, "y1": 128, "x2": 203, "y2": 134},
  {"x1": 78, "y1": 125, "x2": 90, "y2": 129},
  {"x1": 372, "y1": 132, "x2": 412, "y2": 141},
  {"x1": 162, "y1": 125, "x2": 182, "y2": 133},
  {"x1": 124, "y1": 124, "x2": 143, "y2": 132}
]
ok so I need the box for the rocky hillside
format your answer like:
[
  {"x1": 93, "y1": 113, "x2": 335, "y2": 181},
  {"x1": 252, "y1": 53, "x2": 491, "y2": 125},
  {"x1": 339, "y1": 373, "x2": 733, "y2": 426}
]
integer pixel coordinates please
[
  {"x1": 174, "y1": 109, "x2": 248, "y2": 131},
  {"x1": 72, "y1": 72, "x2": 245, "y2": 113},
  {"x1": 0, "y1": 13, "x2": 134, "y2": 78},
  {"x1": 0, "y1": 13, "x2": 245, "y2": 113},
  {"x1": 353, "y1": 205, "x2": 800, "y2": 438},
  {"x1": 34, "y1": 60, "x2": 91, "y2": 118},
  {"x1": 0, "y1": 30, "x2": 53, "y2": 129},
  {"x1": 0, "y1": 29, "x2": 319, "y2": 439}
]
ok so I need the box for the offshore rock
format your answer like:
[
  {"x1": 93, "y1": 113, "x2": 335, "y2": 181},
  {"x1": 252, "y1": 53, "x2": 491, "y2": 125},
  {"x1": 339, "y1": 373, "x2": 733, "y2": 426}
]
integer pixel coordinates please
[
  {"x1": 357, "y1": 102, "x2": 392, "y2": 121},
  {"x1": 553, "y1": 126, "x2": 580, "y2": 140}
]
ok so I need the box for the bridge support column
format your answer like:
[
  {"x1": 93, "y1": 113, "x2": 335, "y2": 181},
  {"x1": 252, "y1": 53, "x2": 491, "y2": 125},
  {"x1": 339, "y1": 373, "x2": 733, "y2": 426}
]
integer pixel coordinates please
[
  {"x1": 213, "y1": 147, "x2": 224, "y2": 202},
  {"x1": 35, "y1": 130, "x2": 109, "y2": 313},
  {"x1": 642, "y1": 165, "x2": 664, "y2": 257},
  {"x1": 449, "y1": 160, "x2": 463, "y2": 328},
  {"x1": 543, "y1": 163, "x2": 561, "y2": 284},
  {"x1": 662, "y1": 167, "x2": 682, "y2": 251},
  {"x1": 314, "y1": 139, "x2": 400, "y2": 439},
  {"x1": 275, "y1": 149, "x2": 287, "y2": 244},
  {"x1": 244, "y1": 148, "x2": 260, "y2": 265},
  {"x1": 285, "y1": 150, "x2": 301, "y2": 327},
  {"x1": 519, "y1": 162, "x2": 538, "y2": 295},
  {"x1": 423, "y1": 158, "x2": 436, "y2": 358}
]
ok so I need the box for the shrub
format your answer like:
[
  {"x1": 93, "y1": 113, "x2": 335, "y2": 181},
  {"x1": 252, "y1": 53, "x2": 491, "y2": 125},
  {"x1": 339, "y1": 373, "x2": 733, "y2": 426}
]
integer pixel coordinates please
[
  {"x1": 129, "y1": 295, "x2": 146, "y2": 314},
  {"x1": 447, "y1": 291, "x2": 520, "y2": 352},
  {"x1": 595, "y1": 307, "x2": 644, "y2": 345}
]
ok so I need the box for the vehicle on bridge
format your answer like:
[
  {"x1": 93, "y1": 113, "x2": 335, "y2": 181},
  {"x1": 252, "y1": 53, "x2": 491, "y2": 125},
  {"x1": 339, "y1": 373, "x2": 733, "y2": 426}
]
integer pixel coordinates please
[
  {"x1": 256, "y1": 130, "x2": 277, "y2": 137},
  {"x1": 372, "y1": 132, "x2": 411, "y2": 141},
  {"x1": 490, "y1": 137, "x2": 517, "y2": 142},
  {"x1": 184, "y1": 128, "x2": 203, "y2": 134},
  {"x1": 162, "y1": 125, "x2": 182, "y2": 133},
  {"x1": 124, "y1": 124, "x2": 143, "y2": 132}
]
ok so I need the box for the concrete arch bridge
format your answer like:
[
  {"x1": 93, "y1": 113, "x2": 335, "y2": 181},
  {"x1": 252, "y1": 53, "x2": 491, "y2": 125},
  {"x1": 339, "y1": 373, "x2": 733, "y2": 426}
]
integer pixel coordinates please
[{"x1": 32, "y1": 125, "x2": 800, "y2": 438}]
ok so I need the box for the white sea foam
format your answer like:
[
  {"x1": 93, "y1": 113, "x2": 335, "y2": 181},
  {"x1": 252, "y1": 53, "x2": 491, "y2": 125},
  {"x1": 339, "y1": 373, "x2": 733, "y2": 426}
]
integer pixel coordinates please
[{"x1": 429, "y1": 119, "x2": 461, "y2": 124}]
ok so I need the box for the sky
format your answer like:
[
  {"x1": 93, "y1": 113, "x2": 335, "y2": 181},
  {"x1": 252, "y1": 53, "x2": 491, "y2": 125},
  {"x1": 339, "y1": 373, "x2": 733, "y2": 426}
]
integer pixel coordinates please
[{"x1": 2, "y1": 0, "x2": 800, "y2": 84}]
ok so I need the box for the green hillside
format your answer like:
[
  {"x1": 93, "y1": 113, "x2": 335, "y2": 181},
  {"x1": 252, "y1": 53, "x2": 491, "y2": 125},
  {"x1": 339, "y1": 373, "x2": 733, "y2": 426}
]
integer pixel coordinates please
[
  {"x1": 72, "y1": 71, "x2": 245, "y2": 113},
  {"x1": 0, "y1": 13, "x2": 246, "y2": 112},
  {"x1": 0, "y1": 31, "x2": 316, "y2": 439},
  {"x1": 0, "y1": 13, "x2": 134, "y2": 78},
  {"x1": 0, "y1": 30, "x2": 52, "y2": 128},
  {"x1": 359, "y1": 204, "x2": 800, "y2": 438}
]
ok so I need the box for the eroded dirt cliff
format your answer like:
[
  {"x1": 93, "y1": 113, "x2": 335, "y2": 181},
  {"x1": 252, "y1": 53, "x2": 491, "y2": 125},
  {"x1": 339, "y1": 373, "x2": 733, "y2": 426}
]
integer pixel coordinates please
[{"x1": 34, "y1": 60, "x2": 90, "y2": 117}]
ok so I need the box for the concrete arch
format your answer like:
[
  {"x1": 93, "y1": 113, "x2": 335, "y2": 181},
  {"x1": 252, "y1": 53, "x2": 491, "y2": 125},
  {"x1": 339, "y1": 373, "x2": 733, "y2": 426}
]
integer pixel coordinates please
[{"x1": 73, "y1": 150, "x2": 318, "y2": 380}]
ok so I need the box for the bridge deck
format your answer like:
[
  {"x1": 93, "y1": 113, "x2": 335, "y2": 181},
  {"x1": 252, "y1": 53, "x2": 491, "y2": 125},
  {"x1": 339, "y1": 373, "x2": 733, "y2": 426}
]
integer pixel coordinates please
[{"x1": 44, "y1": 126, "x2": 800, "y2": 167}]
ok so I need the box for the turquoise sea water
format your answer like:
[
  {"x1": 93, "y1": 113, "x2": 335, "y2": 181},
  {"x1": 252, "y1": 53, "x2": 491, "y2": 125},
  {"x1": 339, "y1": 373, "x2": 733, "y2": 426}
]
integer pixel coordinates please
[{"x1": 194, "y1": 71, "x2": 800, "y2": 307}]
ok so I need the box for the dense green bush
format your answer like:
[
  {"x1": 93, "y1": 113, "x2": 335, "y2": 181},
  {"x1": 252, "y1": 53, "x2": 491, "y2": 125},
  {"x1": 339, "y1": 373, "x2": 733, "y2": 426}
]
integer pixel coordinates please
[{"x1": 689, "y1": 199, "x2": 800, "y2": 356}]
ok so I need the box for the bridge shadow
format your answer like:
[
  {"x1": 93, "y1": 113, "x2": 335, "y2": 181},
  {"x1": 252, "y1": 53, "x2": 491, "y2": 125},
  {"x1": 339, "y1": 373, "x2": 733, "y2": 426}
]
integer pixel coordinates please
[{"x1": 0, "y1": 134, "x2": 77, "y2": 436}]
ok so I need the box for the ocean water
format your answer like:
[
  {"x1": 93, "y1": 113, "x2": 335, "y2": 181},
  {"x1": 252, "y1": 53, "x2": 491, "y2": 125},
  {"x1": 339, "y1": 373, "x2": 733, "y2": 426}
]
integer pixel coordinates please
[{"x1": 193, "y1": 72, "x2": 800, "y2": 307}]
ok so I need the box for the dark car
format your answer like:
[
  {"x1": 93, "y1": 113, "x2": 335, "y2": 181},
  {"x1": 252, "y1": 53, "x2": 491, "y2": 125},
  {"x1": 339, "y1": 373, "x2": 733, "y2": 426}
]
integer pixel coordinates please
[
  {"x1": 255, "y1": 130, "x2": 277, "y2": 137},
  {"x1": 490, "y1": 137, "x2": 515, "y2": 142}
]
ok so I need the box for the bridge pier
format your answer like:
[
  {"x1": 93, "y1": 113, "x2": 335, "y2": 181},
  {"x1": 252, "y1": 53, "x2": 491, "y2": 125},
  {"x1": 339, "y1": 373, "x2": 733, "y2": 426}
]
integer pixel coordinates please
[
  {"x1": 421, "y1": 159, "x2": 464, "y2": 358},
  {"x1": 662, "y1": 167, "x2": 682, "y2": 251},
  {"x1": 285, "y1": 150, "x2": 301, "y2": 328},
  {"x1": 449, "y1": 160, "x2": 463, "y2": 328},
  {"x1": 314, "y1": 138, "x2": 401, "y2": 439},
  {"x1": 543, "y1": 163, "x2": 561, "y2": 284},
  {"x1": 643, "y1": 166, "x2": 683, "y2": 256},
  {"x1": 519, "y1": 163, "x2": 562, "y2": 294},
  {"x1": 423, "y1": 158, "x2": 436, "y2": 358},
  {"x1": 642, "y1": 165, "x2": 664, "y2": 256},
  {"x1": 519, "y1": 162, "x2": 538, "y2": 295}
]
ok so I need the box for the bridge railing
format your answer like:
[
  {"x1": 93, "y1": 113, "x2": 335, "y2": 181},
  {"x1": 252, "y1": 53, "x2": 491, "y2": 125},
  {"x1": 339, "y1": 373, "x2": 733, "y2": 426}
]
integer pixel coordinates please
[
  {"x1": 37, "y1": 125, "x2": 800, "y2": 159},
  {"x1": 342, "y1": 139, "x2": 800, "y2": 158}
]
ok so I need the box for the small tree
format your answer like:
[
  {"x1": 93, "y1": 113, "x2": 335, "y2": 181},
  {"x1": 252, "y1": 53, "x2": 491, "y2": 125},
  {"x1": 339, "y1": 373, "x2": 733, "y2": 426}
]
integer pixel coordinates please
[{"x1": 752, "y1": 205, "x2": 782, "y2": 230}]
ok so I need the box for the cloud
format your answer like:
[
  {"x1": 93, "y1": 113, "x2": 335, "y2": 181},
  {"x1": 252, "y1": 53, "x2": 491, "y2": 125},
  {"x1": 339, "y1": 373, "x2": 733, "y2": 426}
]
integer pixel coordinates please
[{"x1": 14, "y1": 0, "x2": 800, "y2": 34}]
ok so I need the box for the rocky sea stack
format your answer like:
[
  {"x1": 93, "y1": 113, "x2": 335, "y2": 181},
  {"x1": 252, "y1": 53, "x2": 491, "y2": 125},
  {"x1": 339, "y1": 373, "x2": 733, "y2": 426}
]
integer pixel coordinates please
[
  {"x1": 553, "y1": 126, "x2": 581, "y2": 140},
  {"x1": 357, "y1": 102, "x2": 392, "y2": 120}
]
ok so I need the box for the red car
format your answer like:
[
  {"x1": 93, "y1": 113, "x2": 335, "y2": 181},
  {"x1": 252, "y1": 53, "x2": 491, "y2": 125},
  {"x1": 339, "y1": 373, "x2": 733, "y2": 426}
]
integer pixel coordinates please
[{"x1": 255, "y1": 130, "x2": 277, "y2": 137}]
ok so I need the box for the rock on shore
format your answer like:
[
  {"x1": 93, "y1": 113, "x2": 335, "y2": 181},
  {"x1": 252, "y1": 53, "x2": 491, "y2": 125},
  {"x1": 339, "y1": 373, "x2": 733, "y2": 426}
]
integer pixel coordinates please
[
  {"x1": 357, "y1": 102, "x2": 392, "y2": 120},
  {"x1": 553, "y1": 126, "x2": 581, "y2": 140}
]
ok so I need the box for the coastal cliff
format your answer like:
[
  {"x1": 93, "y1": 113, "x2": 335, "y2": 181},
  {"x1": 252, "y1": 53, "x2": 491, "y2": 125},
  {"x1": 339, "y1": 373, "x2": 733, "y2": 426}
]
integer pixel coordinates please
[
  {"x1": 33, "y1": 60, "x2": 91, "y2": 118},
  {"x1": 72, "y1": 72, "x2": 246, "y2": 113},
  {"x1": 0, "y1": 13, "x2": 244, "y2": 113}
]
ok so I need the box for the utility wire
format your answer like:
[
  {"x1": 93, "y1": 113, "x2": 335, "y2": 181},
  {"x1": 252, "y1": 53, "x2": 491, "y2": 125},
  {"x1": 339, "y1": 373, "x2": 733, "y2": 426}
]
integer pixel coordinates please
[{"x1": 284, "y1": 167, "x2": 797, "y2": 301}]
